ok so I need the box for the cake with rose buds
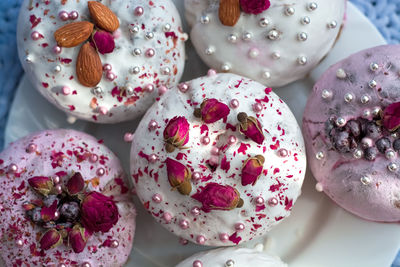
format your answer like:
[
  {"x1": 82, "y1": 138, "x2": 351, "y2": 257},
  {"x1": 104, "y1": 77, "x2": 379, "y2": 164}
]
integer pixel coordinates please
[
  {"x1": 184, "y1": 0, "x2": 346, "y2": 88},
  {"x1": 17, "y1": 0, "x2": 187, "y2": 123},
  {"x1": 0, "y1": 129, "x2": 136, "y2": 267},
  {"x1": 303, "y1": 45, "x2": 400, "y2": 222},
  {"x1": 130, "y1": 72, "x2": 306, "y2": 246},
  {"x1": 175, "y1": 244, "x2": 287, "y2": 267}
]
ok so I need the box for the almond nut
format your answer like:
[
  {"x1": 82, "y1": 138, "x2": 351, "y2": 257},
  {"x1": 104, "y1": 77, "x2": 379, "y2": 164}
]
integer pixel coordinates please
[
  {"x1": 219, "y1": 0, "x2": 241, "y2": 27},
  {"x1": 88, "y1": 1, "x2": 119, "y2": 32},
  {"x1": 54, "y1": 21, "x2": 94, "y2": 48},
  {"x1": 76, "y1": 43, "x2": 103, "y2": 87}
]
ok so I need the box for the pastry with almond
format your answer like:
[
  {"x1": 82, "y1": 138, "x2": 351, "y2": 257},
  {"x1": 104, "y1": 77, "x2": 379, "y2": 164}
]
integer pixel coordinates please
[
  {"x1": 17, "y1": 0, "x2": 187, "y2": 123},
  {"x1": 130, "y1": 72, "x2": 306, "y2": 246}
]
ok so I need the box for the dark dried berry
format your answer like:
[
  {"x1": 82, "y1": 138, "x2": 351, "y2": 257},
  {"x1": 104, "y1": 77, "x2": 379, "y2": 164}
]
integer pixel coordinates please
[
  {"x1": 60, "y1": 202, "x2": 80, "y2": 222},
  {"x1": 364, "y1": 147, "x2": 378, "y2": 161},
  {"x1": 364, "y1": 122, "x2": 381, "y2": 139},
  {"x1": 43, "y1": 195, "x2": 59, "y2": 207},
  {"x1": 376, "y1": 138, "x2": 391, "y2": 153},
  {"x1": 27, "y1": 207, "x2": 42, "y2": 223},
  {"x1": 346, "y1": 120, "x2": 361, "y2": 138},
  {"x1": 333, "y1": 131, "x2": 352, "y2": 153},
  {"x1": 394, "y1": 139, "x2": 400, "y2": 152}
]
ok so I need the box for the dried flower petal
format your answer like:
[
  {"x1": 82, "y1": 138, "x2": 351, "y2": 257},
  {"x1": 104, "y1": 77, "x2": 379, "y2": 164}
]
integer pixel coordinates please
[
  {"x1": 241, "y1": 155, "x2": 264, "y2": 186},
  {"x1": 28, "y1": 176, "x2": 54, "y2": 196},
  {"x1": 382, "y1": 102, "x2": 400, "y2": 132},
  {"x1": 192, "y1": 183, "x2": 242, "y2": 212},
  {"x1": 238, "y1": 113, "x2": 265, "y2": 145},
  {"x1": 66, "y1": 172, "x2": 85, "y2": 195},
  {"x1": 92, "y1": 30, "x2": 115, "y2": 54},
  {"x1": 40, "y1": 229, "x2": 63, "y2": 250},
  {"x1": 166, "y1": 158, "x2": 192, "y2": 195},
  {"x1": 164, "y1": 116, "x2": 190, "y2": 152},
  {"x1": 198, "y1": 99, "x2": 230, "y2": 124},
  {"x1": 22, "y1": 203, "x2": 36, "y2": 211},
  {"x1": 41, "y1": 200, "x2": 58, "y2": 222},
  {"x1": 240, "y1": 0, "x2": 271, "y2": 14},
  {"x1": 68, "y1": 225, "x2": 91, "y2": 253}
]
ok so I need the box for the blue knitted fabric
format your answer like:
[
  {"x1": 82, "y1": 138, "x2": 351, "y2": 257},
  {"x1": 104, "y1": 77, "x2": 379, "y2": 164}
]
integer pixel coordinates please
[{"x1": 0, "y1": 0, "x2": 400, "y2": 266}]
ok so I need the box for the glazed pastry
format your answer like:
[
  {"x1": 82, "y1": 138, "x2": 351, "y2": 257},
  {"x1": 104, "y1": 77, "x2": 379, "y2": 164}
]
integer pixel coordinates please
[
  {"x1": 17, "y1": 0, "x2": 187, "y2": 123},
  {"x1": 130, "y1": 72, "x2": 306, "y2": 246},
  {"x1": 184, "y1": 0, "x2": 346, "y2": 87},
  {"x1": 303, "y1": 45, "x2": 400, "y2": 222},
  {"x1": 0, "y1": 129, "x2": 135, "y2": 266},
  {"x1": 175, "y1": 244, "x2": 287, "y2": 267}
]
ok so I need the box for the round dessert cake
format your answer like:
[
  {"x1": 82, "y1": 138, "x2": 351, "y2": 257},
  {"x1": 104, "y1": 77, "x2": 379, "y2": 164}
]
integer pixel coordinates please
[
  {"x1": 17, "y1": 0, "x2": 187, "y2": 123},
  {"x1": 175, "y1": 244, "x2": 287, "y2": 267},
  {"x1": 303, "y1": 45, "x2": 400, "y2": 222},
  {"x1": 184, "y1": 0, "x2": 346, "y2": 88},
  {"x1": 130, "y1": 72, "x2": 306, "y2": 246},
  {"x1": 0, "y1": 129, "x2": 136, "y2": 266}
]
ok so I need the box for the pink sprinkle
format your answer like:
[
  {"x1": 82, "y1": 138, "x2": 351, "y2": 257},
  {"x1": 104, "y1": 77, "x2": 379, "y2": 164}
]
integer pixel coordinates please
[
  {"x1": 113, "y1": 29, "x2": 122, "y2": 39},
  {"x1": 158, "y1": 86, "x2": 168, "y2": 95},
  {"x1": 62, "y1": 86, "x2": 71, "y2": 95},
  {"x1": 163, "y1": 212, "x2": 172, "y2": 223},
  {"x1": 99, "y1": 106, "x2": 108, "y2": 115},
  {"x1": 135, "y1": 6, "x2": 144, "y2": 16},
  {"x1": 124, "y1": 133, "x2": 134, "y2": 142},
  {"x1": 207, "y1": 69, "x2": 217, "y2": 76},
  {"x1": 58, "y1": 11, "x2": 69, "y2": 21}
]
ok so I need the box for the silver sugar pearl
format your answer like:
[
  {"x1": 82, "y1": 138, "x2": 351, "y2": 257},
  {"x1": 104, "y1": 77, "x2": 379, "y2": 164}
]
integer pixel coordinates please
[
  {"x1": 301, "y1": 16, "x2": 311, "y2": 25},
  {"x1": 336, "y1": 117, "x2": 346, "y2": 127},
  {"x1": 126, "y1": 86, "x2": 135, "y2": 96},
  {"x1": 361, "y1": 95, "x2": 370, "y2": 104},
  {"x1": 388, "y1": 163, "x2": 398, "y2": 172},
  {"x1": 130, "y1": 25, "x2": 140, "y2": 34},
  {"x1": 322, "y1": 90, "x2": 332, "y2": 99},
  {"x1": 328, "y1": 20, "x2": 337, "y2": 29},
  {"x1": 353, "y1": 149, "x2": 363, "y2": 159},
  {"x1": 360, "y1": 176, "x2": 371, "y2": 185},
  {"x1": 145, "y1": 32, "x2": 154, "y2": 39},
  {"x1": 161, "y1": 66, "x2": 171, "y2": 75},
  {"x1": 130, "y1": 66, "x2": 140, "y2": 74},
  {"x1": 298, "y1": 56, "x2": 307, "y2": 65},
  {"x1": 368, "y1": 80, "x2": 377, "y2": 89},
  {"x1": 93, "y1": 86, "x2": 103, "y2": 96},
  {"x1": 25, "y1": 55, "x2": 33, "y2": 63},
  {"x1": 336, "y1": 68, "x2": 347, "y2": 79},
  {"x1": 344, "y1": 93, "x2": 354, "y2": 103},
  {"x1": 200, "y1": 15, "x2": 210, "y2": 24},
  {"x1": 221, "y1": 63, "x2": 231, "y2": 72},
  {"x1": 263, "y1": 71, "x2": 271, "y2": 79},
  {"x1": 272, "y1": 52, "x2": 281, "y2": 60},
  {"x1": 298, "y1": 32, "x2": 308, "y2": 41},
  {"x1": 363, "y1": 109, "x2": 371, "y2": 118},
  {"x1": 372, "y1": 107, "x2": 382, "y2": 116},
  {"x1": 53, "y1": 65, "x2": 62, "y2": 73},
  {"x1": 267, "y1": 30, "x2": 279, "y2": 40},
  {"x1": 259, "y1": 18, "x2": 269, "y2": 27},
  {"x1": 285, "y1": 7, "x2": 295, "y2": 16},
  {"x1": 316, "y1": 151, "x2": 324, "y2": 160},
  {"x1": 386, "y1": 150, "x2": 396, "y2": 160},
  {"x1": 163, "y1": 23, "x2": 171, "y2": 32},
  {"x1": 392, "y1": 132, "x2": 399, "y2": 139},
  {"x1": 242, "y1": 32, "x2": 252, "y2": 41},
  {"x1": 132, "y1": 48, "x2": 142, "y2": 56},
  {"x1": 370, "y1": 62, "x2": 379, "y2": 71},
  {"x1": 228, "y1": 34, "x2": 238, "y2": 43},
  {"x1": 205, "y1": 46, "x2": 215, "y2": 55},
  {"x1": 307, "y1": 2, "x2": 318, "y2": 11},
  {"x1": 225, "y1": 259, "x2": 235, "y2": 267}
]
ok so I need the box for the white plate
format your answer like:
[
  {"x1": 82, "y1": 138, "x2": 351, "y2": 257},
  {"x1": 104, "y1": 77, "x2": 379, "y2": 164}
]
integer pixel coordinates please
[{"x1": 5, "y1": 2, "x2": 400, "y2": 267}]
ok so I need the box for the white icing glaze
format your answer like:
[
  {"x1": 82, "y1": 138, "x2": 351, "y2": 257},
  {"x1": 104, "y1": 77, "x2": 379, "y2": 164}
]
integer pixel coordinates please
[
  {"x1": 184, "y1": 0, "x2": 346, "y2": 87},
  {"x1": 0, "y1": 129, "x2": 135, "y2": 266},
  {"x1": 175, "y1": 246, "x2": 287, "y2": 267},
  {"x1": 130, "y1": 73, "x2": 306, "y2": 246},
  {"x1": 17, "y1": 0, "x2": 187, "y2": 123}
]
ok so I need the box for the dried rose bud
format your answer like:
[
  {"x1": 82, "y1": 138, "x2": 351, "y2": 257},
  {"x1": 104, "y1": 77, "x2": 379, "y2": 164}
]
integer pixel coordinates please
[
  {"x1": 166, "y1": 158, "x2": 192, "y2": 195},
  {"x1": 41, "y1": 200, "x2": 58, "y2": 222},
  {"x1": 382, "y1": 102, "x2": 400, "y2": 131},
  {"x1": 191, "y1": 182, "x2": 242, "y2": 212},
  {"x1": 240, "y1": 0, "x2": 271, "y2": 14},
  {"x1": 195, "y1": 99, "x2": 230, "y2": 124},
  {"x1": 68, "y1": 225, "x2": 91, "y2": 253},
  {"x1": 22, "y1": 203, "x2": 36, "y2": 211},
  {"x1": 164, "y1": 116, "x2": 190, "y2": 153},
  {"x1": 92, "y1": 30, "x2": 115, "y2": 54},
  {"x1": 66, "y1": 172, "x2": 85, "y2": 195},
  {"x1": 40, "y1": 229, "x2": 63, "y2": 250},
  {"x1": 241, "y1": 155, "x2": 265, "y2": 186},
  {"x1": 28, "y1": 176, "x2": 54, "y2": 196},
  {"x1": 237, "y1": 113, "x2": 265, "y2": 145}
]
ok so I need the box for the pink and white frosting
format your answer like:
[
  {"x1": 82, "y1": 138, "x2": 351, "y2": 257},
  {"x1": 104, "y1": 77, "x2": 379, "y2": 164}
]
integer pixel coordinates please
[
  {"x1": 17, "y1": 0, "x2": 187, "y2": 123},
  {"x1": 130, "y1": 72, "x2": 306, "y2": 246},
  {"x1": 175, "y1": 245, "x2": 287, "y2": 267},
  {"x1": 303, "y1": 45, "x2": 400, "y2": 222},
  {"x1": 184, "y1": 0, "x2": 346, "y2": 88},
  {"x1": 0, "y1": 129, "x2": 135, "y2": 266}
]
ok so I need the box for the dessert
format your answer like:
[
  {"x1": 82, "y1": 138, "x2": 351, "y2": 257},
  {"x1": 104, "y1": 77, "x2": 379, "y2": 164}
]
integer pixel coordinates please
[
  {"x1": 303, "y1": 45, "x2": 400, "y2": 222},
  {"x1": 184, "y1": 0, "x2": 346, "y2": 87},
  {"x1": 17, "y1": 0, "x2": 187, "y2": 123},
  {"x1": 130, "y1": 72, "x2": 306, "y2": 246},
  {"x1": 0, "y1": 129, "x2": 135, "y2": 266}
]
